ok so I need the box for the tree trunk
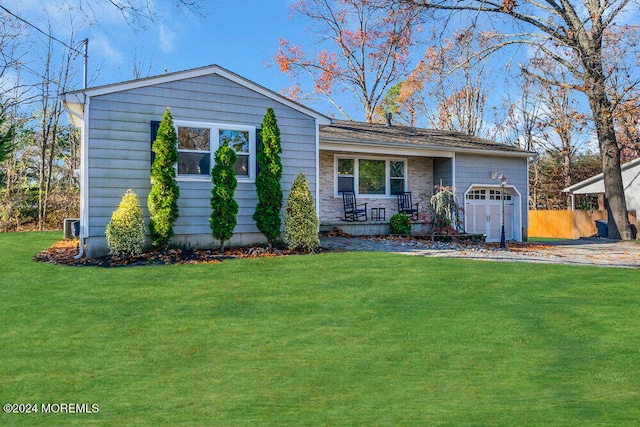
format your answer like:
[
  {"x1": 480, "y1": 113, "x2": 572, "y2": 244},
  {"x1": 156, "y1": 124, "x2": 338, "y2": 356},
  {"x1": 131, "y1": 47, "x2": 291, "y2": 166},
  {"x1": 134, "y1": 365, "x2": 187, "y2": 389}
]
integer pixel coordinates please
[
  {"x1": 588, "y1": 86, "x2": 631, "y2": 240},
  {"x1": 38, "y1": 134, "x2": 47, "y2": 230}
]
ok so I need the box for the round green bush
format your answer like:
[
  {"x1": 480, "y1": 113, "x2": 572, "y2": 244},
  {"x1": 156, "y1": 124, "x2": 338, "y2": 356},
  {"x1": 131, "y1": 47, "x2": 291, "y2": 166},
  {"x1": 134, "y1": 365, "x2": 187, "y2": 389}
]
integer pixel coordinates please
[{"x1": 390, "y1": 213, "x2": 411, "y2": 235}]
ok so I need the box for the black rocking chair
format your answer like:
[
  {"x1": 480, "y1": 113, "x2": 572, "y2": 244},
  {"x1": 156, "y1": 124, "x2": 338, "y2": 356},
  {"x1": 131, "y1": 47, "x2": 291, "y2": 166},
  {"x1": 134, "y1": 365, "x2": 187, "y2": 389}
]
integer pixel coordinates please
[
  {"x1": 397, "y1": 191, "x2": 419, "y2": 220},
  {"x1": 342, "y1": 191, "x2": 367, "y2": 222}
]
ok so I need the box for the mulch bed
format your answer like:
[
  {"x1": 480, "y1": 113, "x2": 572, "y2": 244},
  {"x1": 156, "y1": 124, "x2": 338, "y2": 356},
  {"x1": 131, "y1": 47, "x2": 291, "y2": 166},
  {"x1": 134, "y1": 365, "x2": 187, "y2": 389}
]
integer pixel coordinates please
[
  {"x1": 33, "y1": 239, "x2": 320, "y2": 267},
  {"x1": 33, "y1": 234, "x2": 556, "y2": 267}
]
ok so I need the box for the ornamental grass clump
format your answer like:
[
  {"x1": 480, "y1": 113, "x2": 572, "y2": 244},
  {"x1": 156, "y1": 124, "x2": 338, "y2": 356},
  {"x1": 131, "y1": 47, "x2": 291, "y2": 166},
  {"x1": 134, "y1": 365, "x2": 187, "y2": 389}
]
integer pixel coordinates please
[
  {"x1": 430, "y1": 185, "x2": 462, "y2": 234},
  {"x1": 284, "y1": 172, "x2": 319, "y2": 251},
  {"x1": 105, "y1": 189, "x2": 146, "y2": 258}
]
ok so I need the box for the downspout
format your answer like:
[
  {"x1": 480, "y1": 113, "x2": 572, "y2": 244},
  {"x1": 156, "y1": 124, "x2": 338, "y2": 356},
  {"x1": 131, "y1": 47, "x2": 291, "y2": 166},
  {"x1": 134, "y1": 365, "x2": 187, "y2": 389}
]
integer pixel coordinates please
[
  {"x1": 75, "y1": 95, "x2": 89, "y2": 259},
  {"x1": 60, "y1": 99, "x2": 86, "y2": 259},
  {"x1": 451, "y1": 152, "x2": 456, "y2": 191},
  {"x1": 74, "y1": 39, "x2": 89, "y2": 259},
  {"x1": 315, "y1": 121, "x2": 321, "y2": 220},
  {"x1": 61, "y1": 95, "x2": 89, "y2": 259}
]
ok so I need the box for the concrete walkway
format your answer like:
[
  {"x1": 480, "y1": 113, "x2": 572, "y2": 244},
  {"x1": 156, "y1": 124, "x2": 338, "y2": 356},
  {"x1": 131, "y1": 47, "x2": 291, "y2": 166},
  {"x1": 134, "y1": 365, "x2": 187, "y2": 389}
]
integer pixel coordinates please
[{"x1": 320, "y1": 235, "x2": 640, "y2": 268}]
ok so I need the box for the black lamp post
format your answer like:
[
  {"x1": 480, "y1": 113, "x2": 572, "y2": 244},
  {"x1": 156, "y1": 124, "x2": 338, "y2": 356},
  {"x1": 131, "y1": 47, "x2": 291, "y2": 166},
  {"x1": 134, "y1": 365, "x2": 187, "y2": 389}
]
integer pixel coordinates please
[{"x1": 498, "y1": 173, "x2": 507, "y2": 249}]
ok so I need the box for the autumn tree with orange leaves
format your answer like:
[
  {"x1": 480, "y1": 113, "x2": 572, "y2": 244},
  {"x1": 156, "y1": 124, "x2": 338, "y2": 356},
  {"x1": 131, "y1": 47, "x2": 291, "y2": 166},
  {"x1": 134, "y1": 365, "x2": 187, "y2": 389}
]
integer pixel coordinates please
[
  {"x1": 275, "y1": 0, "x2": 421, "y2": 122},
  {"x1": 376, "y1": 29, "x2": 497, "y2": 138}
]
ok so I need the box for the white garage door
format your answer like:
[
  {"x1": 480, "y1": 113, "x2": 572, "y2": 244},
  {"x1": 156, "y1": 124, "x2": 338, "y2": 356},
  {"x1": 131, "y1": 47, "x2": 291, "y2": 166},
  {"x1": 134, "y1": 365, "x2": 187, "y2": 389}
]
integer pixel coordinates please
[{"x1": 464, "y1": 188, "x2": 514, "y2": 242}]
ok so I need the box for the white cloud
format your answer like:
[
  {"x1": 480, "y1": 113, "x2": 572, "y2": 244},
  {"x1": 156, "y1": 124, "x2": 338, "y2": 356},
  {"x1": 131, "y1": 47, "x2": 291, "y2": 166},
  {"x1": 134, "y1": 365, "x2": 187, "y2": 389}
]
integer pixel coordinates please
[
  {"x1": 158, "y1": 25, "x2": 176, "y2": 53},
  {"x1": 90, "y1": 34, "x2": 124, "y2": 65}
]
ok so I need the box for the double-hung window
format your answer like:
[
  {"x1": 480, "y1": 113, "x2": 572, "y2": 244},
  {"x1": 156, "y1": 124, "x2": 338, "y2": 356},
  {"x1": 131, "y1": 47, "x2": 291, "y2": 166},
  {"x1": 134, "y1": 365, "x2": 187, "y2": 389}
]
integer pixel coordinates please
[
  {"x1": 176, "y1": 121, "x2": 256, "y2": 182},
  {"x1": 337, "y1": 158, "x2": 355, "y2": 193},
  {"x1": 177, "y1": 126, "x2": 211, "y2": 175},
  {"x1": 335, "y1": 156, "x2": 407, "y2": 196},
  {"x1": 219, "y1": 130, "x2": 250, "y2": 177}
]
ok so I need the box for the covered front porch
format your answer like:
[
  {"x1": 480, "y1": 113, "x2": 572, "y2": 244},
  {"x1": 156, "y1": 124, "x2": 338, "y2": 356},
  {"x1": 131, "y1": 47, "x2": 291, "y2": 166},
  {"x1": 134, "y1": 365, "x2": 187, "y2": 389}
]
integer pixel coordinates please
[
  {"x1": 316, "y1": 120, "x2": 533, "y2": 242},
  {"x1": 317, "y1": 149, "x2": 452, "y2": 235}
]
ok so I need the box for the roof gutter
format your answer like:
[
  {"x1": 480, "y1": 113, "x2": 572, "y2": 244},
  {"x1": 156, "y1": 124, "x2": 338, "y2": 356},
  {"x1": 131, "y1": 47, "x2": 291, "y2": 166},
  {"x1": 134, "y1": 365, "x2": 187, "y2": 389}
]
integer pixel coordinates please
[{"x1": 320, "y1": 137, "x2": 536, "y2": 158}]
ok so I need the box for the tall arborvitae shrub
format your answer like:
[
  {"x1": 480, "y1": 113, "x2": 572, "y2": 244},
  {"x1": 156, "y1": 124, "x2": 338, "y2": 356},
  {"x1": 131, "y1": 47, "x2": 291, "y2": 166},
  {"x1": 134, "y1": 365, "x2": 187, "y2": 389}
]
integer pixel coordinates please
[
  {"x1": 284, "y1": 172, "x2": 319, "y2": 252},
  {"x1": 148, "y1": 107, "x2": 180, "y2": 249},
  {"x1": 105, "y1": 189, "x2": 146, "y2": 258},
  {"x1": 210, "y1": 142, "x2": 238, "y2": 253},
  {"x1": 253, "y1": 107, "x2": 283, "y2": 251}
]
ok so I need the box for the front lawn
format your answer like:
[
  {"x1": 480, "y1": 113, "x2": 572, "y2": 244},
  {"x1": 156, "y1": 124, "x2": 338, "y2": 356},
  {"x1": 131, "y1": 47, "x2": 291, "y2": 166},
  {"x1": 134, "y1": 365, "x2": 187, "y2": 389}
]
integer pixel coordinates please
[{"x1": 1, "y1": 232, "x2": 640, "y2": 425}]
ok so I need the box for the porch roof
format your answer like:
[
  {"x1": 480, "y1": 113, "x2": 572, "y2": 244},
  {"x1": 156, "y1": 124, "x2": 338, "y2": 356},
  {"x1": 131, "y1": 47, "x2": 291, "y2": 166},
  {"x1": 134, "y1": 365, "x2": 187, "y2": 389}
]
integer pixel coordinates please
[{"x1": 320, "y1": 120, "x2": 535, "y2": 158}]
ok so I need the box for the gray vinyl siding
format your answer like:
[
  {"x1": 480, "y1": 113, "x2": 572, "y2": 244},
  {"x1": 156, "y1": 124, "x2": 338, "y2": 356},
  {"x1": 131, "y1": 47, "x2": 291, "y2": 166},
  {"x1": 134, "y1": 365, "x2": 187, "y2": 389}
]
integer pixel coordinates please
[
  {"x1": 454, "y1": 153, "x2": 529, "y2": 227},
  {"x1": 86, "y1": 73, "x2": 317, "y2": 244},
  {"x1": 433, "y1": 157, "x2": 453, "y2": 187}
]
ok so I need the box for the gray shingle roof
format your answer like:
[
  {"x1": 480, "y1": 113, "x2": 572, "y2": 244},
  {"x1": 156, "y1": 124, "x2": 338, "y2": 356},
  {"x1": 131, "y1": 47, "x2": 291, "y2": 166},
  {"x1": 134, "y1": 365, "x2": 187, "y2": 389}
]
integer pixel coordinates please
[{"x1": 320, "y1": 120, "x2": 535, "y2": 156}]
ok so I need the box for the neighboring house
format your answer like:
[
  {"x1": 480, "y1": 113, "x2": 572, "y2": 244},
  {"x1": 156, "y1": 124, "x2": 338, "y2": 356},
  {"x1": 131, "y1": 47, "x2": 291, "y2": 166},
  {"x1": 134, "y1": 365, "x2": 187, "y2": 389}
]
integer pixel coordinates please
[
  {"x1": 61, "y1": 64, "x2": 535, "y2": 258},
  {"x1": 563, "y1": 157, "x2": 640, "y2": 212}
]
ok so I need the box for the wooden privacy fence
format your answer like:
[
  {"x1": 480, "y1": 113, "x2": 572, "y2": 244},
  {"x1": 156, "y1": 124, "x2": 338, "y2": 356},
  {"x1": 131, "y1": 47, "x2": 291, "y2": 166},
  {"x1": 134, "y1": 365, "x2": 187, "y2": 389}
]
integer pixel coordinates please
[{"x1": 528, "y1": 210, "x2": 637, "y2": 239}]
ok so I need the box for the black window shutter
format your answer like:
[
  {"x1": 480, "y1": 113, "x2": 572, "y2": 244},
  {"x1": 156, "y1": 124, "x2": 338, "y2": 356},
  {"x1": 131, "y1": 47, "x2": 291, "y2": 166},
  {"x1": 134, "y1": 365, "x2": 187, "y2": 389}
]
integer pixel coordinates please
[
  {"x1": 256, "y1": 127, "x2": 262, "y2": 177},
  {"x1": 150, "y1": 120, "x2": 160, "y2": 167}
]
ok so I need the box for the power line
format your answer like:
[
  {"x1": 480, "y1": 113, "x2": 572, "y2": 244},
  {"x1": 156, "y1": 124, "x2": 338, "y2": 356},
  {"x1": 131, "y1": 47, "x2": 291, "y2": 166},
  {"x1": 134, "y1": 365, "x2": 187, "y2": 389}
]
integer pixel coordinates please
[{"x1": 0, "y1": 4, "x2": 83, "y2": 55}]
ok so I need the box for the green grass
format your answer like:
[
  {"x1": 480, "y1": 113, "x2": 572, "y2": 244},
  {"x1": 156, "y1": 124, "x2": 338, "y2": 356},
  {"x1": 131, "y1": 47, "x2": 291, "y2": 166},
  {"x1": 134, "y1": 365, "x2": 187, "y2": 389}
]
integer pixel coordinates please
[
  {"x1": 1, "y1": 232, "x2": 640, "y2": 425},
  {"x1": 527, "y1": 236, "x2": 574, "y2": 242}
]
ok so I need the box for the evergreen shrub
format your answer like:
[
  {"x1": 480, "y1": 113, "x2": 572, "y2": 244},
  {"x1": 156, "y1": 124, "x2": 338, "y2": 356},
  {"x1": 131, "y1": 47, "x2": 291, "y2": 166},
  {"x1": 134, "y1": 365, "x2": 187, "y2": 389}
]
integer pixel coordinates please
[
  {"x1": 284, "y1": 172, "x2": 319, "y2": 251},
  {"x1": 390, "y1": 213, "x2": 411, "y2": 235},
  {"x1": 148, "y1": 107, "x2": 180, "y2": 248},
  {"x1": 105, "y1": 189, "x2": 146, "y2": 257},
  {"x1": 210, "y1": 142, "x2": 238, "y2": 252},
  {"x1": 254, "y1": 107, "x2": 283, "y2": 249}
]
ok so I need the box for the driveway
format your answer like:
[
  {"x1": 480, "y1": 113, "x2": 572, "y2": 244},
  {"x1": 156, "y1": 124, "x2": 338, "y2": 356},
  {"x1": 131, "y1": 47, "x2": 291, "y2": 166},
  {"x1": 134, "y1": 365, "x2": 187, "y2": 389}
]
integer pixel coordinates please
[{"x1": 320, "y1": 236, "x2": 640, "y2": 268}]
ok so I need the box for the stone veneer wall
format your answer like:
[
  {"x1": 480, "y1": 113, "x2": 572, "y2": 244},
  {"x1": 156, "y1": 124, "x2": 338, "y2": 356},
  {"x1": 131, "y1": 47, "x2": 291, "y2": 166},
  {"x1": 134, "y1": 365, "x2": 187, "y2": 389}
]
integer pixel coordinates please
[{"x1": 319, "y1": 150, "x2": 434, "y2": 222}]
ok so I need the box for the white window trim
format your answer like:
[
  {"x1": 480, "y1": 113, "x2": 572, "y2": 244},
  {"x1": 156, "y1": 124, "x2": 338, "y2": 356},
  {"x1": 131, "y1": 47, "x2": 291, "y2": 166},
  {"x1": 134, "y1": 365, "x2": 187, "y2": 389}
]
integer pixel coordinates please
[
  {"x1": 333, "y1": 155, "x2": 408, "y2": 198},
  {"x1": 175, "y1": 120, "x2": 256, "y2": 183}
]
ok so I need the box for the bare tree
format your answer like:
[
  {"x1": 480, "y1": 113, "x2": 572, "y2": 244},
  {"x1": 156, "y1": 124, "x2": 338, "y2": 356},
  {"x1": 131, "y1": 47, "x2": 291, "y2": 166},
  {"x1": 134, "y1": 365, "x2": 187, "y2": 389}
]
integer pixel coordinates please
[
  {"x1": 33, "y1": 17, "x2": 79, "y2": 229},
  {"x1": 500, "y1": 81, "x2": 543, "y2": 151},
  {"x1": 525, "y1": 56, "x2": 589, "y2": 208},
  {"x1": 425, "y1": 29, "x2": 495, "y2": 137},
  {"x1": 376, "y1": 28, "x2": 497, "y2": 135},
  {"x1": 605, "y1": 26, "x2": 640, "y2": 161},
  {"x1": 0, "y1": 11, "x2": 37, "y2": 111},
  {"x1": 130, "y1": 45, "x2": 160, "y2": 79},
  {"x1": 72, "y1": 0, "x2": 203, "y2": 29},
  {"x1": 403, "y1": 0, "x2": 639, "y2": 239}
]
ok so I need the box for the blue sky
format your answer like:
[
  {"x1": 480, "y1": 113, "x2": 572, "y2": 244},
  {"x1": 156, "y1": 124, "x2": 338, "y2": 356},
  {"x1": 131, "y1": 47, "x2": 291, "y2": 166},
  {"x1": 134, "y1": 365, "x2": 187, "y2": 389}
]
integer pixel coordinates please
[
  {"x1": 90, "y1": 1, "x2": 305, "y2": 88},
  {"x1": 3, "y1": 0, "x2": 638, "y2": 150},
  {"x1": 0, "y1": 0, "x2": 565, "y2": 137},
  {"x1": 6, "y1": 0, "x2": 312, "y2": 107}
]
